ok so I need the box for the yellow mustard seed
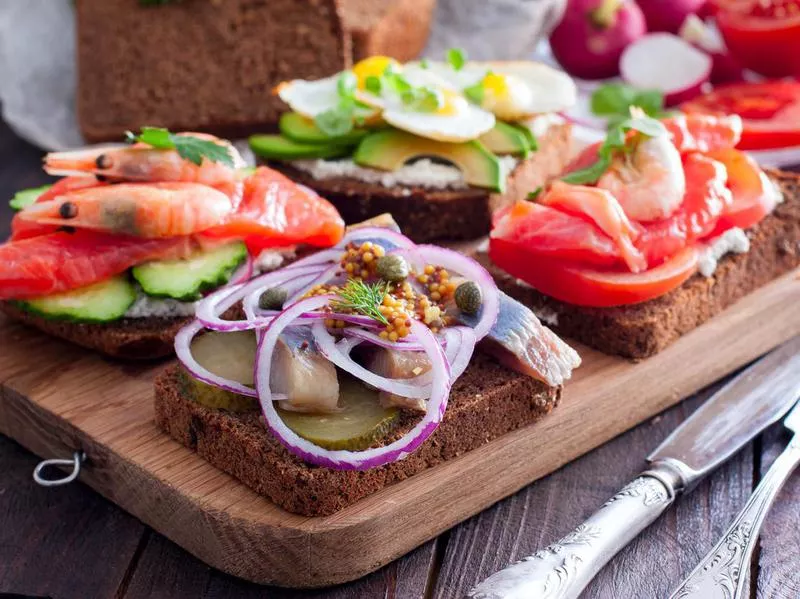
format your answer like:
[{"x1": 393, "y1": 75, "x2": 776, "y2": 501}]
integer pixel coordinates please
[
  {"x1": 389, "y1": 331, "x2": 399, "y2": 342},
  {"x1": 363, "y1": 251, "x2": 374, "y2": 263},
  {"x1": 424, "y1": 265, "x2": 435, "y2": 275}
]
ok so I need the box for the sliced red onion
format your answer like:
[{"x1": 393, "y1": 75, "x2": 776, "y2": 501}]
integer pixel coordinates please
[
  {"x1": 283, "y1": 247, "x2": 341, "y2": 269},
  {"x1": 196, "y1": 264, "x2": 325, "y2": 331},
  {"x1": 285, "y1": 262, "x2": 342, "y2": 305},
  {"x1": 175, "y1": 320, "x2": 287, "y2": 400},
  {"x1": 341, "y1": 327, "x2": 426, "y2": 351},
  {"x1": 391, "y1": 245, "x2": 499, "y2": 341},
  {"x1": 313, "y1": 320, "x2": 432, "y2": 399},
  {"x1": 228, "y1": 252, "x2": 254, "y2": 286},
  {"x1": 444, "y1": 326, "x2": 476, "y2": 381},
  {"x1": 258, "y1": 317, "x2": 451, "y2": 470},
  {"x1": 337, "y1": 226, "x2": 415, "y2": 251}
]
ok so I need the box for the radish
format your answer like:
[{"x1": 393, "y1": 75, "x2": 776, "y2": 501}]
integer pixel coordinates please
[
  {"x1": 620, "y1": 33, "x2": 712, "y2": 106},
  {"x1": 635, "y1": 0, "x2": 707, "y2": 33},
  {"x1": 550, "y1": 0, "x2": 647, "y2": 80},
  {"x1": 679, "y1": 14, "x2": 745, "y2": 84}
]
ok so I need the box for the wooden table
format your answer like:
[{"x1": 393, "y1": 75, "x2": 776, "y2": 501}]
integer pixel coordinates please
[{"x1": 0, "y1": 121, "x2": 798, "y2": 599}]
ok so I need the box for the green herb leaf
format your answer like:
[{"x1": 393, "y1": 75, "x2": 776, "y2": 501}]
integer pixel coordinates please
[
  {"x1": 9, "y1": 184, "x2": 52, "y2": 211},
  {"x1": 364, "y1": 75, "x2": 382, "y2": 95},
  {"x1": 332, "y1": 279, "x2": 390, "y2": 325},
  {"x1": 315, "y1": 104, "x2": 355, "y2": 137},
  {"x1": 337, "y1": 71, "x2": 358, "y2": 99},
  {"x1": 420, "y1": 58, "x2": 430, "y2": 69},
  {"x1": 527, "y1": 187, "x2": 543, "y2": 201},
  {"x1": 446, "y1": 47, "x2": 467, "y2": 72},
  {"x1": 561, "y1": 114, "x2": 667, "y2": 186},
  {"x1": 463, "y1": 80, "x2": 484, "y2": 105},
  {"x1": 127, "y1": 127, "x2": 234, "y2": 166},
  {"x1": 590, "y1": 83, "x2": 666, "y2": 125}
]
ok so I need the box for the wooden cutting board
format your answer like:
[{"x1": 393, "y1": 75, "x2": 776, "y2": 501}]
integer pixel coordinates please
[{"x1": 0, "y1": 269, "x2": 798, "y2": 588}]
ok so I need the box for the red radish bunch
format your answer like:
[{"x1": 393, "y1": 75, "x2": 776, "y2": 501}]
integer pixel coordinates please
[
  {"x1": 636, "y1": 0, "x2": 708, "y2": 33},
  {"x1": 550, "y1": 0, "x2": 647, "y2": 80}
]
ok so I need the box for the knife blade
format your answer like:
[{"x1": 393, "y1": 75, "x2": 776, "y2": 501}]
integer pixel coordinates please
[{"x1": 468, "y1": 336, "x2": 800, "y2": 599}]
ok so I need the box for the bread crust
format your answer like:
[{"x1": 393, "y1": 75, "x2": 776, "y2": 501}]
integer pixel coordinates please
[
  {"x1": 154, "y1": 353, "x2": 560, "y2": 516},
  {"x1": 269, "y1": 122, "x2": 573, "y2": 243},
  {"x1": 482, "y1": 169, "x2": 800, "y2": 360}
]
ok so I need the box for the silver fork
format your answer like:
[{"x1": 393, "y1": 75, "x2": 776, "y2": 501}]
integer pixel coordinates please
[{"x1": 669, "y1": 399, "x2": 800, "y2": 599}]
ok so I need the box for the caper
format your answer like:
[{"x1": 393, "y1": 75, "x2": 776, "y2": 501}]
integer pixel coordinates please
[
  {"x1": 376, "y1": 255, "x2": 410, "y2": 282},
  {"x1": 454, "y1": 281, "x2": 482, "y2": 315},
  {"x1": 258, "y1": 286, "x2": 287, "y2": 310}
]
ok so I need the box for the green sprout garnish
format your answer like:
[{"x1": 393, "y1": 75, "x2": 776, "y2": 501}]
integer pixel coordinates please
[
  {"x1": 446, "y1": 47, "x2": 467, "y2": 71},
  {"x1": 331, "y1": 279, "x2": 390, "y2": 325}
]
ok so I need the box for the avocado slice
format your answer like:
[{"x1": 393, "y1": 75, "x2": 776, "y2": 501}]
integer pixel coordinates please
[
  {"x1": 249, "y1": 134, "x2": 356, "y2": 161},
  {"x1": 279, "y1": 112, "x2": 369, "y2": 146},
  {"x1": 354, "y1": 129, "x2": 505, "y2": 192},
  {"x1": 512, "y1": 121, "x2": 539, "y2": 152},
  {"x1": 478, "y1": 122, "x2": 532, "y2": 158}
]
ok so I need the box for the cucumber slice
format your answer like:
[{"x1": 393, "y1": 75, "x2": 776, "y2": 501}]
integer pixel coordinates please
[
  {"x1": 249, "y1": 134, "x2": 356, "y2": 160},
  {"x1": 279, "y1": 112, "x2": 368, "y2": 145},
  {"x1": 182, "y1": 330, "x2": 400, "y2": 448},
  {"x1": 14, "y1": 276, "x2": 136, "y2": 323},
  {"x1": 133, "y1": 241, "x2": 247, "y2": 301},
  {"x1": 277, "y1": 375, "x2": 400, "y2": 450},
  {"x1": 10, "y1": 184, "x2": 52, "y2": 211},
  {"x1": 181, "y1": 330, "x2": 259, "y2": 413}
]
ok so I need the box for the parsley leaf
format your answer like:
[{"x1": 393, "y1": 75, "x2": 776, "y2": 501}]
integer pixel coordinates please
[
  {"x1": 126, "y1": 127, "x2": 234, "y2": 166},
  {"x1": 337, "y1": 71, "x2": 358, "y2": 98},
  {"x1": 420, "y1": 58, "x2": 430, "y2": 69},
  {"x1": 9, "y1": 184, "x2": 52, "y2": 211},
  {"x1": 463, "y1": 80, "x2": 484, "y2": 105},
  {"x1": 365, "y1": 75, "x2": 382, "y2": 95},
  {"x1": 561, "y1": 115, "x2": 667, "y2": 186},
  {"x1": 590, "y1": 83, "x2": 667, "y2": 126},
  {"x1": 446, "y1": 47, "x2": 467, "y2": 71},
  {"x1": 527, "y1": 187, "x2": 543, "y2": 201}
]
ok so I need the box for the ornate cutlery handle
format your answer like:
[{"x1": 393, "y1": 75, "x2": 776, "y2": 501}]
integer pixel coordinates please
[
  {"x1": 468, "y1": 473, "x2": 676, "y2": 599},
  {"x1": 669, "y1": 435, "x2": 800, "y2": 599}
]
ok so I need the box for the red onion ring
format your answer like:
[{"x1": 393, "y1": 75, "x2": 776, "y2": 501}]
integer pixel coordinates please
[{"x1": 257, "y1": 314, "x2": 451, "y2": 470}]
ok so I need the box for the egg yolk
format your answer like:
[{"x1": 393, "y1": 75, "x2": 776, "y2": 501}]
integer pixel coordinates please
[
  {"x1": 481, "y1": 72, "x2": 510, "y2": 100},
  {"x1": 435, "y1": 89, "x2": 466, "y2": 116},
  {"x1": 353, "y1": 56, "x2": 400, "y2": 89}
]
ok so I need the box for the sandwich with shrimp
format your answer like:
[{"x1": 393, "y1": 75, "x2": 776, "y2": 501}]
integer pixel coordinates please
[
  {"x1": 248, "y1": 51, "x2": 577, "y2": 243},
  {"x1": 0, "y1": 129, "x2": 345, "y2": 358},
  {"x1": 154, "y1": 215, "x2": 581, "y2": 515},
  {"x1": 484, "y1": 111, "x2": 800, "y2": 359}
]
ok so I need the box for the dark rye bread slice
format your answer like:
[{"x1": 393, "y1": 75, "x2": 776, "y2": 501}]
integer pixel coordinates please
[
  {"x1": 268, "y1": 122, "x2": 573, "y2": 243},
  {"x1": 481, "y1": 169, "x2": 800, "y2": 360},
  {"x1": 76, "y1": 0, "x2": 351, "y2": 142},
  {"x1": 154, "y1": 352, "x2": 560, "y2": 516},
  {"x1": 0, "y1": 302, "x2": 188, "y2": 360}
]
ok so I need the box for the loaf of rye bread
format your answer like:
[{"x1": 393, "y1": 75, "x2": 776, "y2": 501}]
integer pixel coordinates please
[
  {"x1": 269, "y1": 122, "x2": 573, "y2": 243},
  {"x1": 76, "y1": 0, "x2": 435, "y2": 142},
  {"x1": 155, "y1": 352, "x2": 559, "y2": 516},
  {"x1": 481, "y1": 169, "x2": 800, "y2": 360}
]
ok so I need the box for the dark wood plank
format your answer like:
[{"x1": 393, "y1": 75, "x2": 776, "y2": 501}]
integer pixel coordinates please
[
  {"x1": 431, "y1": 381, "x2": 755, "y2": 599},
  {"x1": 0, "y1": 435, "x2": 146, "y2": 599},
  {"x1": 755, "y1": 422, "x2": 800, "y2": 599},
  {"x1": 120, "y1": 532, "x2": 437, "y2": 599}
]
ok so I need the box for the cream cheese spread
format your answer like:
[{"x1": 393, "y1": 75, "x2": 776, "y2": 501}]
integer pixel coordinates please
[
  {"x1": 517, "y1": 113, "x2": 566, "y2": 138},
  {"x1": 124, "y1": 292, "x2": 197, "y2": 319},
  {"x1": 698, "y1": 227, "x2": 750, "y2": 277}
]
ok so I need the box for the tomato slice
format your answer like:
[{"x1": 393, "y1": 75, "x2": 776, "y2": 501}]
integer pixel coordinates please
[
  {"x1": 634, "y1": 153, "x2": 731, "y2": 266},
  {"x1": 490, "y1": 237, "x2": 698, "y2": 307},
  {"x1": 682, "y1": 81, "x2": 800, "y2": 149},
  {"x1": 202, "y1": 167, "x2": 344, "y2": 253},
  {"x1": 491, "y1": 200, "x2": 622, "y2": 267},
  {"x1": 705, "y1": 148, "x2": 780, "y2": 234},
  {"x1": 714, "y1": 1, "x2": 800, "y2": 79}
]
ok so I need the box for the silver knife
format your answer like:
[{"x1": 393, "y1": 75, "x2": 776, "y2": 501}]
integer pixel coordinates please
[
  {"x1": 669, "y1": 398, "x2": 800, "y2": 599},
  {"x1": 469, "y1": 336, "x2": 800, "y2": 599}
]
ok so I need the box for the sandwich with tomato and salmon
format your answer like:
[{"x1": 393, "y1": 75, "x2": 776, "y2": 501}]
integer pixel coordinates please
[
  {"x1": 0, "y1": 130, "x2": 345, "y2": 358},
  {"x1": 484, "y1": 111, "x2": 800, "y2": 359}
]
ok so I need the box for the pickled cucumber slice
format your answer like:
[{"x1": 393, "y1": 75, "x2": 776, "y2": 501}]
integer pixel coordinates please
[
  {"x1": 277, "y1": 376, "x2": 400, "y2": 451},
  {"x1": 182, "y1": 330, "x2": 259, "y2": 413},
  {"x1": 182, "y1": 330, "x2": 401, "y2": 448}
]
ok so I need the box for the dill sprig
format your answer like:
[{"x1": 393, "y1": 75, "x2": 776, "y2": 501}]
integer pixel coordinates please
[{"x1": 331, "y1": 279, "x2": 389, "y2": 325}]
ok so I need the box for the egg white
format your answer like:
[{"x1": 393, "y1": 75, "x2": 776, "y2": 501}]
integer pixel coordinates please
[{"x1": 277, "y1": 75, "x2": 379, "y2": 120}]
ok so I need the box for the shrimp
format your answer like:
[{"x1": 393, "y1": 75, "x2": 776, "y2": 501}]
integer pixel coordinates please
[
  {"x1": 15, "y1": 182, "x2": 233, "y2": 238},
  {"x1": 597, "y1": 131, "x2": 686, "y2": 222},
  {"x1": 662, "y1": 113, "x2": 743, "y2": 153},
  {"x1": 540, "y1": 181, "x2": 647, "y2": 273},
  {"x1": 43, "y1": 133, "x2": 245, "y2": 187}
]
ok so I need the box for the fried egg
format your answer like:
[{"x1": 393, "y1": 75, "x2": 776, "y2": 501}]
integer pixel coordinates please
[
  {"x1": 276, "y1": 75, "x2": 380, "y2": 121},
  {"x1": 406, "y1": 61, "x2": 577, "y2": 121}
]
